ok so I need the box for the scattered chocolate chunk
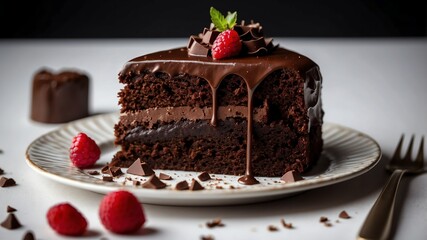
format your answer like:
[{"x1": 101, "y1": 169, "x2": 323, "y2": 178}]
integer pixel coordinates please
[
  {"x1": 127, "y1": 158, "x2": 155, "y2": 176},
  {"x1": 206, "y1": 218, "x2": 224, "y2": 228},
  {"x1": 198, "y1": 171, "x2": 212, "y2": 181},
  {"x1": 1, "y1": 213, "x2": 22, "y2": 230},
  {"x1": 159, "y1": 172, "x2": 172, "y2": 180},
  {"x1": 175, "y1": 180, "x2": 189, "y2": 190},
  {"x1": 142, "y1": 175, "x2": 166, "y2": 189},
  {"x1": 87, "y1": 170, "x2": 100, "y2": 175},
  {"x1": 102, "y1": 176, "x2": 114, "y2": 182},
  {"x1": 101, "y1": 165, "x2": 110, "y2": 174},
  {"x1": 268, "y1": 225, "x2": 278, "y2": 231},
  {"x1": 0, "y1": 177, "x2": 16, "y2": 187},
  {"x1": 133, "y1": 180, "x2": 141, "y2": 186},
  {"x1": 281, "y1": 170, "x2": 304, "y2": 183},
  {"x1": 190, "y1": 179, "x2": 204, "y2": 191},
  {"x1": 319, "y1": 216, "x2": 329, "y2": 223},
  {"x1": 108, "y1": 167, "x2": 123, "y2": 177},
  {"x1": 201, "y1": 235, "x2": 215, "y2": 240},
  {"x1": 0, "y1": 168, "x2": 4, "y2": 175},
  {"x1": 280, "y1": 218, "x2": 293, "y2": 229},
  {"x1": 23, "y1": 231, "x2": 35, "y2": 240},
  {"x1": 215, "y1": 186, "x2": 223, "y2": 189},
  {"x1": 7, "y1": 206, "x2": 16, "y2": 213},
  {"x1": 339, "y1": 210, "x2": 351, "y2": 219}
]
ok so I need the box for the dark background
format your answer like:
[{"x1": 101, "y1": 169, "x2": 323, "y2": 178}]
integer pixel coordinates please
[{"x1": 0, "y1": 0, "x2": 426, "y2": 38}]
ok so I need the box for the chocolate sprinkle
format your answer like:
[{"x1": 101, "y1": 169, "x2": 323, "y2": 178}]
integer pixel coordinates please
[
  {"x1": 7, "y1": 206, "x2": 16, "y2": 213},
  {"x1": 281, "y1": 170, "x2": 303, "y2": 183},
  {"x1": 22, "y1": 231, "x2": 35, "y2": 240},
  {"x1": 87, "y1": 170, "x2": 100, "y2": 175},
  {"x1": 198, "y1": 171, "x2": 211, "y2": 181},
  {"x1": 175, "y1": 180, "x2": 189, "y2": 190},
  {"x1": 102, "y1": 176, "x2": 114, "y2": 182},
  {"x1": 268, "y1": 225, "x2": 278, "y2": 231},
  {"x1": 159, "y1": 172, "x2": 172, "y2": 180},
  {"x1": 142, "y1": 175, "x2": 166, "y2": 189},
  {"x1": 339, "y1": 210, "x2": 351, "y2": 219},
  {"x1": 206, "y1": 218, "x2": 224, "y2": 228},
  {"x1": 127, "y1": 158, "x2": 155, "y2": 176},
  {"x1": 280, "y1": 218, "x2": 293, "y2": 229},
  {"x1": 189, "y1": 179, "x2": 204, "y2": 191},
  {"x1": 0, "y1": 177, "x2": 16, "y2": 187},
  {"x1": 1, "y1": 213, "x2": 22, "y2": 230}
]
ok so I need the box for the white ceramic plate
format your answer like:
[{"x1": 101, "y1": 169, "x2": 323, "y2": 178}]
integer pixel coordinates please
[{"x1": 26, "y1": 112, "x2": 381, "y2": 206}]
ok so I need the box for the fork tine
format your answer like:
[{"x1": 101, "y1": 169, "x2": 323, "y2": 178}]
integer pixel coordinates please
[
  {"x1": 391, "y1": 134, "x2": 404, "y2": 161},
  {"x1": 416, "y1": 136, "x2": 424, "y2": 167},
  {"x1": 403, "y1": 135, "x2": 415, "y2": 161}
]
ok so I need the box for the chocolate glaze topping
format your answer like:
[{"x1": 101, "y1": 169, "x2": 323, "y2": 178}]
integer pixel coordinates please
[{"x1": 120, "y1": 47, "x2": 321, "y2": 185}]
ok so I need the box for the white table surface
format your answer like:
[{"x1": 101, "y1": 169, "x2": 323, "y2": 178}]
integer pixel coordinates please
[{"x1": 0, "y1": 38, "x2": 426, "y2": 240}]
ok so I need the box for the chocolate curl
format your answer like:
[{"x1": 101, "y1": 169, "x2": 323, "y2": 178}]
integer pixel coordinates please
[{"x1": 187, "y1": 36, "x2": 210, "y2": 57}]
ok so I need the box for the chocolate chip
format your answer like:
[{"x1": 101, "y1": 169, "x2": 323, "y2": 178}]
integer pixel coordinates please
[
  {"x1": 268, "y1": 225, "x2": 278, "y2": 231},
  {"x1": 142, "y1": 175, "x2": 166, "y2": 189},
  {"x1": 0, "y1": 177, "x2": 16, "y2": 187},
  {"x1": 280, "y1": 218, "x2": 293, "y2": 229},
  {"x1": 108, "y1": 167, "x2": 123, "y2": 177},
  {"x1": 1, "y1": 213, "x2": 22, "y2": 230},
  {"x1": 87, "y1": 170, "x2": 100, "y2": 175},
  {"x1": 102, "y1": 176, "x2": 114, "y2": 182},
  {"x1": 339, "y1": 210, "x2": 351, "y2": 219},
  {"x1": 175, "y1": 180, "x2": 189, "y2": 190},
  {"x1": 189, "y1": 179, "x2": 204, "y2": 191},
  {"x1": 7, "y1": 206, "x2": 16, "y2": 213},
  {"x1": 127, "y1": 158, "x2": 155, "y2": 176},
  {"x1": 280, "y1": 170, "x2": 303, "y2": 183},
  {"x1": 206, "y1": 218, "x2": 224, "y2": 228},
  {"x1": 198, "y1": 171, "x2": 211, "y2": 181},
  {"x1": 159, "y1": 172, "x2": 172, "y2": 180},
  {"x1": 22, "y1": 231, "x2": 35, "y2": 240}
]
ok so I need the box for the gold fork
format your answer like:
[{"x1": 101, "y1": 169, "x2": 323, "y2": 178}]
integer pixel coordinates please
[{"x1": 358, "y1": 135, "x2": 424, "y2": 240}]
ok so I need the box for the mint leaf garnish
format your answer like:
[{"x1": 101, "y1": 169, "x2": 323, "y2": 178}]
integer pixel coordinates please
[{"x1": 210, "y1": 7, "x2": 237, "y2": 32}]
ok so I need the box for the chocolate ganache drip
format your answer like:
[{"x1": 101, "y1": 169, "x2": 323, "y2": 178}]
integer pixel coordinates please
[{"x1": 187, "y1": 21, "x2": 276, "y2": 57}]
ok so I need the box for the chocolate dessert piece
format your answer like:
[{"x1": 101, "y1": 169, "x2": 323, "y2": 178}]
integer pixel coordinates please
[
  {"x1": 280, "y1": 170, "x2": 304, "y2": 183},
  {"x1": 189, "y1": 179, "x2": 204, "y2": 191},
  {"x1": 112, "y1": 13, "x2": 323, "y2": 183},
  {"x1": 159, "y1": 172, "x2": 172, "y2": 180},
  {"x1": 107, "y1": 167, "x2": 123, "y2": 177},
  {"x1": 30, "y1": 69, "x2": 89, "y2": 123},
  {"x1": 141, "y1": 175, "x2": 166, "y2": 189},
  {"x1": 0, "y1": 177, "x2": 16, "y2": 187},
  {"x1": 127, "y1": 158, "x2": 155, "y2": 176},
  {"x1": 1, "y1": 213, "x2": 22, "y2": 230}
]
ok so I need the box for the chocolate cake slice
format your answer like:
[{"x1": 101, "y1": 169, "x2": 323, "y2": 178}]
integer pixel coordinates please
[{"x1": 112, "y1": 12, "x2": 323, "y2": 184}]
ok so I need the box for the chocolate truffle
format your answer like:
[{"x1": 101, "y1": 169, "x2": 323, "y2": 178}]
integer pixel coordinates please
[{"x1": 30, "y1": 69, "x2": 89, "y2": 123}]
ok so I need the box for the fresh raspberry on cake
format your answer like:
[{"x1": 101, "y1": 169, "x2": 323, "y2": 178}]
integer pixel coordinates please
[
  {"x1": 46, "y1": 203, "x2": 88, "y2": 236},
  {"x1": 209, "y1": 7, "x2": 242, "y2": 59},
  {"x1": 69, "y1": 132, "x2": 101, "y2": 168},
  {"x1": 99, "y1": 190, "x2": 146, "y2": 234}
]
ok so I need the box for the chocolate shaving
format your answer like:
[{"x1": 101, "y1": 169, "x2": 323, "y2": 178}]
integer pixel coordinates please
[
  {"x1": 339, "y1": 210, "x2": 351, "y2": 219},
  {"x1": 142, "y1": 175, "x2": 166, "y2": 189},
  {"x1": 175, "y1": 180, "x2": 189, "y2": 190},
  {"x1": 206, "y1": 218, "x2": 224, "y2": 228},
  {"x1": 0, "y1": 177, "x2": 16, "y2": 187},
  {"x1": 87, "y1": 170, "x2": 100, "y2": 175},
  {"x1": 7, "y1": 206, "x2": 16, "y2": 213},
  {"x1": 1, "y1": 213, "x2": 22, "y2": 230},
  {"x1": 127, "y1": 158, "x2": 155, "y2": 176},
  {"x1": 281, "y1": 170, "x2": 304, "y2": 183},
  {"x1": 189, "y1": 179, "x2": 204, "y2": 191},
  {"x1": 198, "y1": 172, "x2": 211, "y2": 181},
  {"x1": 101, "y1": 165, "x2": 110, "y2": 174},
  {"x1": 159, "y1": 172, "x2": 172, "y2": 180},
  {"x1": 280, "y1": 218, "x2": 293, "y2": 229},
  {"x1": 268, "y1": 225, "x2": 278, "y2": 231},
  {"x1": 23, "y1": 231, "x2": 35, "y2": 240}
]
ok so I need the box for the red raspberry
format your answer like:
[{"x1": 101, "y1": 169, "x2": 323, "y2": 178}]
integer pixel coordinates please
[
  {"x1": 99, "y1": 190, "x2": 145, "y2": 234},
  {"x1": 211, "y1": 29, "x2": 242, "y2": 60},
  {"x1": 69, "y1": 132, "x2": 100, "y2": 168},
  {"x1": 46, "y1": 203, "x2": 88, "y2": 236}
]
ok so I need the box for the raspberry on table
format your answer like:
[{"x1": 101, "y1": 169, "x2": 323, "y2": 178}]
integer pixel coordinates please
[
  {"x1": 99, "y1": 190, "x2": 146, "y2": 234},
  {"x1": 69, "y1": 132, "x2": 101, "y2": 168},
  {"x1": 46, "y1": 203, "x2": 88, "y2": 236}
]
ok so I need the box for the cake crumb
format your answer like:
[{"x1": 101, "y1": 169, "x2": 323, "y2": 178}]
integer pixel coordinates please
[{"x1": 206, "y1": 218, "x2": 224, "y2": 228}]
